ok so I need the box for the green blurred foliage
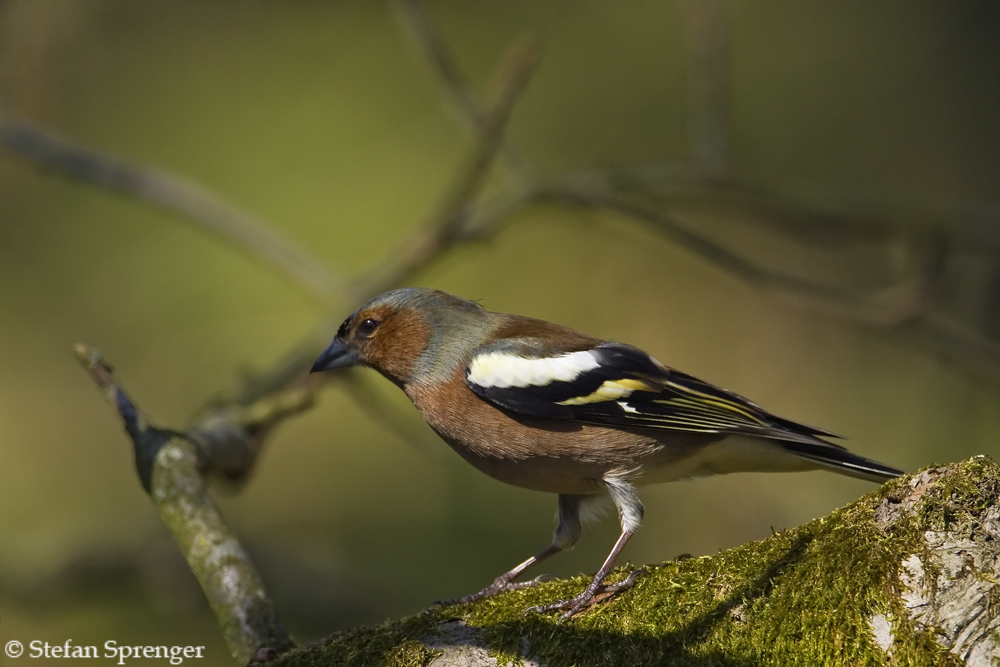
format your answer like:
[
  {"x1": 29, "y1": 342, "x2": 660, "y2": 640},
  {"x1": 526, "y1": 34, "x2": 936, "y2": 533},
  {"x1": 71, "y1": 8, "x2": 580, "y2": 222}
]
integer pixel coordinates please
[{"x1": 1, "y1": 1, "x2": 999, "y2": 663}]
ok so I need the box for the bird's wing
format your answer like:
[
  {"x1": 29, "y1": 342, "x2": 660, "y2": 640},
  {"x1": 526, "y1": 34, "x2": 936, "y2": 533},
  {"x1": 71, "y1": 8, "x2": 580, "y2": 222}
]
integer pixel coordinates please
[{"x1": 465, "y1": 339, "x2": 841, "y2": 446}]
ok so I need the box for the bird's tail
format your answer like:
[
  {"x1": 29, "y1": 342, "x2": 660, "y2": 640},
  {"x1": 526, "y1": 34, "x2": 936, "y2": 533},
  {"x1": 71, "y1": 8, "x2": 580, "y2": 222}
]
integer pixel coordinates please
[{"x1": 780, "y1": 441, "x2": 903, "y2": 483}]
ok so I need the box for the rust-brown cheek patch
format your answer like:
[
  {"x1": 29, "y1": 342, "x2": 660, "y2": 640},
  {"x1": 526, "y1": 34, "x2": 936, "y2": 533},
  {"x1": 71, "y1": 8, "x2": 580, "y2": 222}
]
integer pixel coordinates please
[{"x1": 362, "y1": 308, "x2": 431, "y2": 385}]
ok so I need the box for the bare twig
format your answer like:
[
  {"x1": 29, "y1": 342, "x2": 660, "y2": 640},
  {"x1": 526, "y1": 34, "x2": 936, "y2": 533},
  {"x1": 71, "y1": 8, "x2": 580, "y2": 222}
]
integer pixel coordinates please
[
  {"x1": 0, "y1": 118, "x2": 345, "y2": 306},
  {"x1": 393, "y1": 0, "x2": 484, "y2": 132},
  {"x1": 561, "y1": 160, "x2": 1000, "y2": 252},
  {"x1": 392, "y1": 0, "x2": 527, "y2": 175},
  {"x1": 73, "y1": 344, "x2": 293, "y2": 663},
  {"x1": 230, "y1": 319, "x2": 341, "y2": 406},
  {"x1": 548, "y1": 162, "x2": 895, "y2": 245},
  {"x1": 351, "y1": 33, "x2": 542, "y2": 297},
  {"x1": 542, "y1": 186, "x2": 947, "y2": 327}
]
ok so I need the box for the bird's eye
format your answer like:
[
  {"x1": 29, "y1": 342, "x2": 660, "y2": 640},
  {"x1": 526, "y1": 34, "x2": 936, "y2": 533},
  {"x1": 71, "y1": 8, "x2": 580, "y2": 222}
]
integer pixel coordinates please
[{"x1": 356, "y1": 318, "x2": 380, "y2": 337}]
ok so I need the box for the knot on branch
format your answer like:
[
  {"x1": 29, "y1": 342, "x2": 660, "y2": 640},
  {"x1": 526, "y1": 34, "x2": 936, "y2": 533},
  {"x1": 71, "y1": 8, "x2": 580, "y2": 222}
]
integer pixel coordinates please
[{"x1": 188, "y1": 388, "x2": 316, "y2": 485}]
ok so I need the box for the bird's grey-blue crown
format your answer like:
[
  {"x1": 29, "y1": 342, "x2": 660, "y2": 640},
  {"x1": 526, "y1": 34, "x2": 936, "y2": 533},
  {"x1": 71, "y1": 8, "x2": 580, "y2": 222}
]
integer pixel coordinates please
[{"x1": 359, "y1": 287, "x2": 480, "y2": 316}]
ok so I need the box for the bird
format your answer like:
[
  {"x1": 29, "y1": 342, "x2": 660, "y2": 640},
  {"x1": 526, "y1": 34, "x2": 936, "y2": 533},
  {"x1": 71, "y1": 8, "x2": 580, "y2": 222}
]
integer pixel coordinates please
[{"x1": 310, "y1": 287, "x2": 903, "y2": 620}]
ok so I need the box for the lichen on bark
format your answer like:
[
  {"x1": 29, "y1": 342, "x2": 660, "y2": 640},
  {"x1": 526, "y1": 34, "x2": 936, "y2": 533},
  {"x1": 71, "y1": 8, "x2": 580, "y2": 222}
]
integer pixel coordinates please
[{"x1": 152, "y1": 439, "x2": 293, "y2": 663}]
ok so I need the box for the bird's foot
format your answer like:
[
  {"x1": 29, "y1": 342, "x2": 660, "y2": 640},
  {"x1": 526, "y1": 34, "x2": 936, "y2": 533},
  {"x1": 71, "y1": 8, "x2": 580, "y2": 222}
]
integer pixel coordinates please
[
  {"x1": 433, "y1": 574, "x2": 554, "y2": 607},
  {"x1": 524, "y1": 569, "x2": 646, "y2": 621}
]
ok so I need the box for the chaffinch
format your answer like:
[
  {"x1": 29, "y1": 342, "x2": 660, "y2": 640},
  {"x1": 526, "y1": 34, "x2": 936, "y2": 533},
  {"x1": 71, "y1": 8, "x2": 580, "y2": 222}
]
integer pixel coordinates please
[{"x1": 311, "y1": 287, "x2": 902, "y2": 619}]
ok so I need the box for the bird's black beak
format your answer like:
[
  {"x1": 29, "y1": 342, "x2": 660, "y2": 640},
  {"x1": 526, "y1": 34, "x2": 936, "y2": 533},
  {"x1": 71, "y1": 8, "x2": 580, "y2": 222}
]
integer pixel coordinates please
[{"x1": 310, "y1": 338, "x2": 360, "y2": 373}]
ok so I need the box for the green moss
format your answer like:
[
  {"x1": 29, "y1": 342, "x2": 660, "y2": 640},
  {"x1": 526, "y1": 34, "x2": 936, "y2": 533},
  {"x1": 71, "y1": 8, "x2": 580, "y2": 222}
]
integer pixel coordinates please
[
  {"x1": 275, "y1": 457, "x2": 998, "y2": 666},
  {"x1": 270, "y1": 611, "x2": 445, "y2": 667},
  {"x1": 911, "y1": 456, "x2": 1000, "y2": 539}
]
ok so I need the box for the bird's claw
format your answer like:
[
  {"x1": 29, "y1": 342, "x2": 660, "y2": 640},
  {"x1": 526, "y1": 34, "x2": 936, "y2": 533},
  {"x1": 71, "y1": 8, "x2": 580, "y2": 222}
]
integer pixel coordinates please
[
  {"x1": 524, "y1": 568, "x2": 646, "y2": 621},
  {"x1": 433, "y1": 574, "x2": 553, "y2": 607}
]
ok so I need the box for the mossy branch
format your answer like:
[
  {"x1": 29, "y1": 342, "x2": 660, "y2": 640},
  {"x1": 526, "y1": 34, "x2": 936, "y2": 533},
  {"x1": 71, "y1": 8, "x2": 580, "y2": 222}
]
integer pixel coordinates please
[{"x1": 272, "y1": 457, "x2": 1000, "y2": 667}]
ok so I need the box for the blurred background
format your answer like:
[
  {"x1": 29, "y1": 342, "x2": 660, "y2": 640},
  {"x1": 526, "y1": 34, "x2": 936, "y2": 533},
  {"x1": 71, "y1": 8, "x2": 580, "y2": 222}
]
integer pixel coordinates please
[{"x1": 2, "y1": 1, "x2": 999, "y2": 664}]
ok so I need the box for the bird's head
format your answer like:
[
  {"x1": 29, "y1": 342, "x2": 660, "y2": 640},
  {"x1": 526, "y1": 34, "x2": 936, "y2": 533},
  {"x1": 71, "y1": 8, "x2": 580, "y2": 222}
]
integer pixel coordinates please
[{"x1": 310, "y1": 287, "x2": 491, "y2": 388}]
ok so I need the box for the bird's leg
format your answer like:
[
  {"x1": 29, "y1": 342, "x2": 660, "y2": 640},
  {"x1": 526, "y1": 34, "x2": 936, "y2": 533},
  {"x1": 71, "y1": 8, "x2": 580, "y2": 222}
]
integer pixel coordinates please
[
  {"x1": 445, "y1": 544, "x2": 559, "y2": 605},
  {"x1": 525, "y1": 528, "x2": 641, "y2": 619},
  {"x1": 437, "y1": 494, "x2": 585, "y2": 605},
  {"x1": 526, "y1": 477, "x2": 645, "y2": 620}
]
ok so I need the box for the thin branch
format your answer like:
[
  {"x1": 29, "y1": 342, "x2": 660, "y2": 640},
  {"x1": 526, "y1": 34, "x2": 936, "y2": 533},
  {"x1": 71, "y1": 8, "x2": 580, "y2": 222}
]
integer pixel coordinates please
[
  {"x1": 73, "y1": 344, "x2": 293, "y2": 663},
  {"x1": 549, "y1": 162, "x2": 896, "y2": 245},
  {"x1": 562, "y1": 159, "x2": 1000, "y2": 252},
  {"x1": 229, "y1": 319, "x2": 340, "y2": 407},
  {"x1": 393, "y1": 0, "x2": 483, "y2": 132},
  {"x1": 351, "y1": 33, "x2": 542, "y2": 297},
  {"x1": 392, "y1": 0, "x2": 527, "y2": 175},
  {"x1": 542, "y1": 186, "x2": 947, "y2": 328},
  {"x1": 0, "y1": 118, "x2": 345, "y2": 306}
]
